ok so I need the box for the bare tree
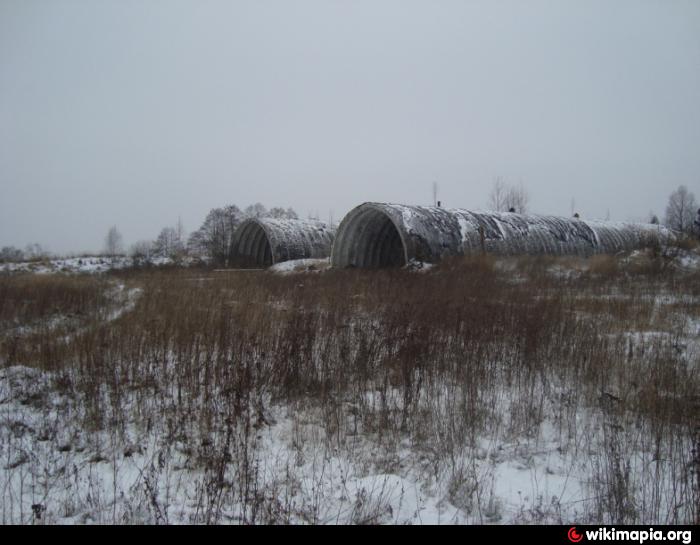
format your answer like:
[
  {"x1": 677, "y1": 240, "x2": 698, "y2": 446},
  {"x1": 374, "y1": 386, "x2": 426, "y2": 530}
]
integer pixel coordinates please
[
  {"x1": 268, "y1": 207, "x2": 285, "y2": 219},
  {"x1": 153, "y1": 227, "x2": 183, "y2": 258},
  {"x1": 152, "y1": 218, "x2": 186, "y2": 259},
  {"x1": 664, "y1": 185, "x2": 697, "y2": 234},
  {"x1": 489, "y1": 178, "x2": 529, "y2": 213},
  {"x1": 24, "y1": 243, "x2": 48, "y2": 261},
  {"x1": 0, "y1": 246, "x2": 25, "y2": 263},
  {"x1": 504, "y1": 182, "x2": 529, "y2": 214},
  {"x1": 244, "y1": 203, "x2": 267, "y2": 219},
  {"x1": 268, "y1": 207, "x2": 299, "y2": 220},
  {"x1": 188, "y1": 205, "x2": 243, "y2": 266},
  {"x1": 104, "y1": 226, "x2": 123, "y2": 256},
  {"x1": 130, "y1": 240, "x2": 154, "y2": 266},
  {"x1": 488, "y1": 177, "x2": 508, "y2": 211},
  {"x1": 188, "y1": 204, "x2": 301, "y2": 266}
]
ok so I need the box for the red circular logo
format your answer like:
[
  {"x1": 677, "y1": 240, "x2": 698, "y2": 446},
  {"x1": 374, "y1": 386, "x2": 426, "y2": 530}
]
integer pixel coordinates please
[{"x1": 568, "y1": 527, "x2": 584, "y2": 543}]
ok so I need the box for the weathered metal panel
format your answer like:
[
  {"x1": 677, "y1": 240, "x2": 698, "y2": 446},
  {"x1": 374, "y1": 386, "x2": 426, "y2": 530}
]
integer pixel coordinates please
[
  {"x1": 331, "y1": 202, "x2": 673, "y2": 268},
  {"x1": 231, "y1": 218, "x2": 336, "y2": 268}
]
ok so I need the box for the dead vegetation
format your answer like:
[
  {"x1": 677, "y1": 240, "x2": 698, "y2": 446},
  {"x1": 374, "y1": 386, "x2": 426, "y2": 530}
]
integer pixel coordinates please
[{"x1": 0, "y1": 251, "x2": 698, "y2": 524}]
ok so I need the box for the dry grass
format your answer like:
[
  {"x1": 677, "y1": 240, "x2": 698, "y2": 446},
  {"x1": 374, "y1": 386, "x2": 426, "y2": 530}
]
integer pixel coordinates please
[{"x1": 0, "y1": 253, "x2": 698, "y2": 524}]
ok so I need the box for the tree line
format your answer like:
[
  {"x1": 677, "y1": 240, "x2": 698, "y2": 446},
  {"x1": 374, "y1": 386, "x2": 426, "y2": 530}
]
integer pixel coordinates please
[
  {"x1": 485, "y1": 179, "x2": 700, "y2": 237},
  {"x1": 108, "y1": 203, "x2": 299, "y2": 267},
  {"x1": 0, "y1": 204, "x2": 299, "y2": 266},
  {"x1": 2, "y1": 186, "x2": 699, "y2": 265}
]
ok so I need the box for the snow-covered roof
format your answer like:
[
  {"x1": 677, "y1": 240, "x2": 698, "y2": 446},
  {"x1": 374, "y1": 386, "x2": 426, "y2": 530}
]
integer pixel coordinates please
[
  {"x1": 331, "y1": 202, "x2": 674, "y2": 268},
  {"x1": 231, "y1": 218, "x2": 336, "y2": 268}
]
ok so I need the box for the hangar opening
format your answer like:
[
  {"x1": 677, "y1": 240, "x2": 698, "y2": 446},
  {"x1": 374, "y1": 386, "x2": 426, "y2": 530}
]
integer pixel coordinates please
[
  {"x1": 232, "y1": 220, "x2": 273, "y2": 268},
  {"x1": 331, "y1": 206, "x2": 406, "y2": 268},
  {"x1": 331, "y1": 202, "x2": 674, "y2": 269},
  {"x1": 231, "y1": 217, "x2": 336, "y2": 268}
]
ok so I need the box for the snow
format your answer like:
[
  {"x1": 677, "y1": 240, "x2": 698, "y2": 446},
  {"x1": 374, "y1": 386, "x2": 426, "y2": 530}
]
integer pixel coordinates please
[
  {"x1": 232, "y1": 218, "x2": 335, "y2": 267},
  {"x1": 456, "y1": 217, "x2": 474, "y2": 244},
  {"x1": 0, "y1": 357, "x2": 691, "y2": 524},
  {"x1": 0, "y1": 256, "x2": 213, "y2": 275},
  {"x1": 405, "y1": 260, "x2": 434, "y2": 272},
  {"x1": 335, "y1": 203, "x2": 675, "y2": 268},
  {"x1": 268, "y1": 258, "x2": 330, "y2": 274},
  {"x1": 0, "y1": 368, "x2": 545, "y2": 524},
  {"x1": 0, "y1": 257, "x2": 162, "y2": 275},
  {"x1": 0, "y1": 256, "x2": 216, "y2": 274},
  {"x1": 0, "y1": 257, "x2": 130, "y2": 275},
  {"x1": 1, "y1": 249, "x2": 697, "y2": 524},
  {"x1": 105, "y1": 284, "x2": 143, "y2": 322},
  {"x1": 0, "y1": 368, "x2": 465, "y2": 524},
  {"x1": 0, "y1": 279, "x2": 142, "y2": 344},
  {"x1": 674, "y1": 249, "x2": 700, "y2": 271}
]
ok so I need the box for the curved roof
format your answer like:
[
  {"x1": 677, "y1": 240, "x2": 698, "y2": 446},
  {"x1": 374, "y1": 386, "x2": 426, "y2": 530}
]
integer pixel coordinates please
[
  {"x1": 231, "y1": 217, "x2": 335, "y2": 268},
  {"x1": 331, "y1": 202, "x2": 674, "y2": 268}
]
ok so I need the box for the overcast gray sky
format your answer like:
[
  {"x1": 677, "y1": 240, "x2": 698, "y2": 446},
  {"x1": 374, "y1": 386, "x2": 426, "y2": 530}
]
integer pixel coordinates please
[{"x1": 1, "y1": 0, "x2": 699, "y2": 254}]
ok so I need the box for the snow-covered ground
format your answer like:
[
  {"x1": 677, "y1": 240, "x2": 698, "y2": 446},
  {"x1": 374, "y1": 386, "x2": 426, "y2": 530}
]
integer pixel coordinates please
[
  {"x1": 4, "y1": 246, "x2": 696, "y2": 277},
  {"x1": 675, "y1": 249, "x2": 700, "y2": 271},
  {"x1": 0, "y1": 256, "x2": 203, "y2": 275},
  {"x1": 0, "y1": 279, "x2": 142, "y2": 344},
  {"x1": 0, "y1": 372, "x2": 466, "y2": 524},
  {"x1": 268, "y1": 258, "x2": 330, "y2": 274},
  {"x1": 1, "y1": 362, "x2": 691, "y2": 524},
  {"x1": 0, "y1": 366, "x2": 575, "y2": 524},
  {"x1": 0, "y1": 253, "x2": 697, "y2": 524},
  {"x1": 0, "y1": 257, "x2": 146, "y2": 275}
]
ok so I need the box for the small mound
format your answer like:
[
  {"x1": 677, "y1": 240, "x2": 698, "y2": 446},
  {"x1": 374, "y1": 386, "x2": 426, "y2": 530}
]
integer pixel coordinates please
[{"x1": 268, "y1": 258, "x2": 330, "y2": 274}]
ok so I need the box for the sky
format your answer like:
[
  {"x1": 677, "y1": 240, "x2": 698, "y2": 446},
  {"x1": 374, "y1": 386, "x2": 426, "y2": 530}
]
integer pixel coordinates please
[{"x1": 1, "y1": 0, "x2": 699, "y2": 254}]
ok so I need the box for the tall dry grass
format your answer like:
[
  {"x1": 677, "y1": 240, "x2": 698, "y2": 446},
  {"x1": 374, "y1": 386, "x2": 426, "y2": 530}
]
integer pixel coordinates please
[{"x1": 0, "y1": 252, "x2": 698, "y2": 523}]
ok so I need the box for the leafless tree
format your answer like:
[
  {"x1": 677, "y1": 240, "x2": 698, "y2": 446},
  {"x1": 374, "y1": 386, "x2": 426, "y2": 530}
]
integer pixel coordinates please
[
  {"x1": 504, "y1": 183, "x2": 529, "y2": 214},
  {"x1": 489, "y1": 178, "x2": 529, "y2": 213},
  {"x1": 24, "y1": 243, "x2": 48, "y2": 261},
  {"x1": 268, "y1": 207, "x2": 298, "y2": 220},
  {"x1": 189, "y1": 204, "x2": 301, "y2": 266},
  {"x1": 244, "y1": 203, "x2": 267, "y2": 219},
  {"x1": 664, "y1": 185, "x2": 697, "y2": 234},
  {"x1": 130, "y1": 240, "x2": 154, "y2": 265},
  {"x1": 188, "y1": 205, "x2": 244, "y2": 266},
  {"x1": 104, "y1": 226, "x2": 123, "y2": 256},
  {"x1": 153, "y1": 227, "x2": 183, "y2": 258},
  {"x1": 488, "y1": 177, "x2": 508, "y2": 212},
  {"x1": 0, "y1": 246, "x2": 25, "y2": 263}
]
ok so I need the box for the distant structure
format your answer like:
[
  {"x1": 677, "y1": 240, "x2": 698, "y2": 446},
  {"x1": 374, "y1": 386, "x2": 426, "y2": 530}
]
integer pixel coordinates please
[
  {"x1": 331, "y1": 202, "x2": 673, "y2": 269},
  {"x1": 230, "y1": 218, "x2": 335, "y2": 268}
]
